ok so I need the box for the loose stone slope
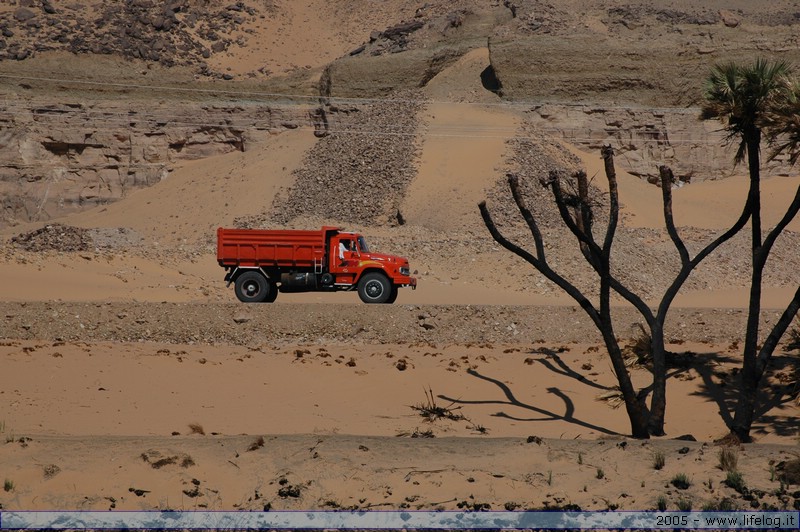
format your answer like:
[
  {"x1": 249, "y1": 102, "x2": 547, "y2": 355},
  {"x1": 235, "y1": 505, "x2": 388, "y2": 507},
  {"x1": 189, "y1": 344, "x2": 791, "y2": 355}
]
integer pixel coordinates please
[
  {"x1": 240, "y1": 91, "x2": 424, "y2": 228},
  {"x1": 0, "y1": 0, "x2": 272, "y2": 76}
]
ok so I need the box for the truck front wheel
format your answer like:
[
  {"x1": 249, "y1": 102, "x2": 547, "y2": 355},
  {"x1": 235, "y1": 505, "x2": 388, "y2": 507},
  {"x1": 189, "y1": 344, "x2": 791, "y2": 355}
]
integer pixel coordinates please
[
  {"x1": 357, "y1": 273, "x2": 392, "y2": 304},
  {"x1": 234, "y1": 271, "x2": 270, "y2": 303},
  {"x1": 386, "y1": 286, "x2": 399, "y2": 304}
]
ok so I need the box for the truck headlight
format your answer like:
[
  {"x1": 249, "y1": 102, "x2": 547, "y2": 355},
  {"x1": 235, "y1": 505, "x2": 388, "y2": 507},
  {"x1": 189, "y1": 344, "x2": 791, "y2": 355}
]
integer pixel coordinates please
[{"x1": 400, "y1": 266, "x2": 410, "y2": 276}]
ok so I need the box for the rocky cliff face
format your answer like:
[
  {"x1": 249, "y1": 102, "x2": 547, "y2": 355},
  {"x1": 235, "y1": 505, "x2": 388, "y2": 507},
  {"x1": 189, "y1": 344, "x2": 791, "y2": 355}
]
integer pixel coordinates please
[
  {"x1": 525, "y1": 105, "x2": 794, "y2": 183},
  {"x1": 311, "y1": 0, "x2": 800, "y2": 183},
  {"x1": 0, "y1": 101, "x2": 309, "y2": 226},
  {"x1": 321, "y1": 3, "x2": 510, "y2": 98},
  {"x1": 322, "y1": 1, "x2": 800, "y2": 107}
]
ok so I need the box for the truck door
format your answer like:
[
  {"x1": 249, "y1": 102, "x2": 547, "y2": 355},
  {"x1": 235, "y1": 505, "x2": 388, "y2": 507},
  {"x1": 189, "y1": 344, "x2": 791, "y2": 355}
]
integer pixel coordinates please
[{"x1": 330, "y1": 236, "x2": 359, "y2": 282}]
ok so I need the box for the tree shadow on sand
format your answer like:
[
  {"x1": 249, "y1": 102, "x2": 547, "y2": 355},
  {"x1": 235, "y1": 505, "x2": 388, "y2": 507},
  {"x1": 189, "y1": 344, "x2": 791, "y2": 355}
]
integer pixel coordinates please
[
  {"x1": 689, "y1": 349, "x2": 800, "y2": 439},
  {"x1": 438, "y1": 348, "x2": 623, "y2": 436},
  {"x1": 437, "y1": 346, "x2": 799, "y2": 439}
]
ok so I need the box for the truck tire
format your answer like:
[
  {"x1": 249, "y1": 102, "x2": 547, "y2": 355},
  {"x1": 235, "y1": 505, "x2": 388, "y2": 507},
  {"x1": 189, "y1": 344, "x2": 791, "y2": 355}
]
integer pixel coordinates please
[
  {"x1": 234, "y1": 271, "x2": 270, "y2": 303},
  {"x1": 357, "y1": 272, "x2": 392, "y2": 304},
  {"x1": 386, "y1": 286, "x2": 399, "y2": 304},
  {"x1": 264, "y1": 282, "x2": 279, "y2": 303}
]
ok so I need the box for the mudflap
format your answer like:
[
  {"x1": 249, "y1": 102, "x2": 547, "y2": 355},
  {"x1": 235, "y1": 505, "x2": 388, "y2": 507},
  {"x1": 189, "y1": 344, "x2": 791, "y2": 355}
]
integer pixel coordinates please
[{"x1": 223, "y1": 267, "x2": 236, "y2": 287}]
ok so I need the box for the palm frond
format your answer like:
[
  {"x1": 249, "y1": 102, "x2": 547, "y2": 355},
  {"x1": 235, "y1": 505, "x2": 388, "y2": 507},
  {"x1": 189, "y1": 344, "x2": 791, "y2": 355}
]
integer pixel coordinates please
[
  {"x1": 702, "y1": 57, "x2": 796, "y2": 169},
  {"x1": 733, "y1": 140, "x2": 748, "y2": 166},
  {"x1": 765, "y1": 79, "x2": 800, "y2": 164},
  {"x1": 700, "y1": 62, "x2": 741, "y2": 122}
]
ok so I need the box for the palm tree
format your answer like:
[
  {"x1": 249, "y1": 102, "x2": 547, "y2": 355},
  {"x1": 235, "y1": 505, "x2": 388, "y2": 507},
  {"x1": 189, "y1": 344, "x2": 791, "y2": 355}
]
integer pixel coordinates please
[{"x1": 701, "y1": 58, "x2": 796, "y2": 442}]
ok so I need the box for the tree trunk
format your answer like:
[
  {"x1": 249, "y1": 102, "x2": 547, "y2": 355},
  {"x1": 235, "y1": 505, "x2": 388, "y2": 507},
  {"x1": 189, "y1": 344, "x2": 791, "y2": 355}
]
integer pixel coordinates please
[
  {"x1": 730, "y1": 130, "x2": 763, "y2": 442},
  {"x1": 600, "y1": 320, "x2": 650, "y2": 439},
  {"x1": 598, "y1": 147, "x2": 650, "y2": 439},
  {"x1": 647, "y1": 321, "x2": 667, "y2": 435}
]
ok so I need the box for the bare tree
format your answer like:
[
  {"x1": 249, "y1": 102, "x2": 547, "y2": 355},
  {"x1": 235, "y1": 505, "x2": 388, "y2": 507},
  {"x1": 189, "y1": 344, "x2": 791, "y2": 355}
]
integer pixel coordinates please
[
  {"x1": 480, "y1": 147, "x2": 751, "y2": 437},
  {"x1": 480, "y1": 147, "x2": 649, "y2": 438}
]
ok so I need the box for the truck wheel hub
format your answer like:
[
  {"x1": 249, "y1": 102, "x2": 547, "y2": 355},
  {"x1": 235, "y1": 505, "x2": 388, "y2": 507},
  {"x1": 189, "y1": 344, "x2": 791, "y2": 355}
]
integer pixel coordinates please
[
  {"x1": 365, "y1": 281, "x2": 383, "y2": 297},
  {"x1": 244, "y1": 282, "x2": 259, "y2": 296}
]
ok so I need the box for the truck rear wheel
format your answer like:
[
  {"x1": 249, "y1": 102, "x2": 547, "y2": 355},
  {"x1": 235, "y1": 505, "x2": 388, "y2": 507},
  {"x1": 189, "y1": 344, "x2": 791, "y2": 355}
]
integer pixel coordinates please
[
  {"x1": 357, "y1": 272, "x2": 392, "y2": 304},
  {"x1": 234, "y1": 271, "x2": 270, "y2": 303}
]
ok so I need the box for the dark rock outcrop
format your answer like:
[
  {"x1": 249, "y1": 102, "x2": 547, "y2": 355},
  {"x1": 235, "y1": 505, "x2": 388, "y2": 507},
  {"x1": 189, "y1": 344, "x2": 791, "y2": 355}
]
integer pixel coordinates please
[{"x1": 0, "y1": 0, "x2": 266, "y2": 76}]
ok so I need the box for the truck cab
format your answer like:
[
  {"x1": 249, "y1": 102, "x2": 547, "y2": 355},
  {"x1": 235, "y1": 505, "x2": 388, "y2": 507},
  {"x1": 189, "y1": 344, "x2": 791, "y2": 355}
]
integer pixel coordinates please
[{"x1": 326, "y1": 231, "x2": 414, "y2": 303}]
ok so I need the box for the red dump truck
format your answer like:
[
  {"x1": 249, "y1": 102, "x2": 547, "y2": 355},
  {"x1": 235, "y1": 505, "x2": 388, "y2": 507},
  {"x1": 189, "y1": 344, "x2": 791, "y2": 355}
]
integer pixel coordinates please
[{"x1": 216, "y1": 226, "x2": 417, "y2": 304}]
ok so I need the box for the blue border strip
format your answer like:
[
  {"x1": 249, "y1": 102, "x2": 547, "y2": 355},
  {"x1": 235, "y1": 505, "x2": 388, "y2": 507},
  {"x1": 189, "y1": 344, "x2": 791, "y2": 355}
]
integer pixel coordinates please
[{"x1": 0, "y1": 510, "x2": 798, "y2": 530}]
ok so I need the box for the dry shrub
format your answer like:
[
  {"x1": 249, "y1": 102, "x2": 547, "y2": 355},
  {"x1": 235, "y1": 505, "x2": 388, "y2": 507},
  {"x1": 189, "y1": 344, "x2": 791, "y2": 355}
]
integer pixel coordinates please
[
  {"x1": 724, "y1": 470, "x2": 746, "y2": 494},
  {"x1": 779, "y1": 458, "x2": 800, "y2": 485},
  {"x1": 717, "y1": 447, "x2": 739, "y2": 472},
  {"x1": 652, "y1": 450, "x2": 666, "y2": 470},
  {"x1": 411, "y1": 387, "x2": 464, "y2": 422},
  {"x1": 247, "y1": 436, "x2": 265, "y2": 452},
  {"x1": 595, "y1": 388, "x2": 624, "y2": 409},
  {"x1": 140, "y1": 449, "x2": 195, "y2": 469},
  {"x1": 670, "y1": 473, "x2": 691, "y2": 490},
  {"x1": 623, "y1": 323, "x2": 652, "y2": 367},
  {"x1": 42, "y1": 464, "x2": 60, "y2": 479}
]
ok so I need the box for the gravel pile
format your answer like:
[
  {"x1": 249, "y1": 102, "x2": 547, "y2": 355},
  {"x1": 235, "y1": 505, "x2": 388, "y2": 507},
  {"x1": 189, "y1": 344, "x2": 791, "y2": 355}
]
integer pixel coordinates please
[
  {"x1": 87, "y1": 227, "x2": 143, "y2": 250},
  {"x1": 9, "y1": 224, "x2": 92, "y2": 253},
  {"x1": 8, "y1": 224, "x2": 144, "y2": 253}
]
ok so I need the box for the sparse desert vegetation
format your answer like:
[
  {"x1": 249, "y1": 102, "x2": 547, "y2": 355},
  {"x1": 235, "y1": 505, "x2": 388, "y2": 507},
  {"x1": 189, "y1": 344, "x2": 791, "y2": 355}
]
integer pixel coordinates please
[
  {"x1": 653, "y1": 450, "x2": 666, "y2": 470},
  {"x1": 671, "y1": 473, "x2": 692, "y2": 490},
  {"x1": 188, "y1": 424, "x2": 206, "y2": 436},
  {"x1": 718, "y1": 447, "x2": 739, "y2": 472}
]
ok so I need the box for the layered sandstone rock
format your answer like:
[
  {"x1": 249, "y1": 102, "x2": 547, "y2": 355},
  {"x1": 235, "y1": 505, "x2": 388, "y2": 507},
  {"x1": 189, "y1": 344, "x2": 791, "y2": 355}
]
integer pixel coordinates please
[{"x1": 0, "y1": 101, "x2": 308, "y2": 226}]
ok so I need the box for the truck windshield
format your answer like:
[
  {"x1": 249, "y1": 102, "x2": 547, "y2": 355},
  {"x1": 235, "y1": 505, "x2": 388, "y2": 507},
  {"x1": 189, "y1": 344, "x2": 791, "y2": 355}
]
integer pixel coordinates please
[{"x1": 358, "y1": 236, "x2": 369, "y2": 253}]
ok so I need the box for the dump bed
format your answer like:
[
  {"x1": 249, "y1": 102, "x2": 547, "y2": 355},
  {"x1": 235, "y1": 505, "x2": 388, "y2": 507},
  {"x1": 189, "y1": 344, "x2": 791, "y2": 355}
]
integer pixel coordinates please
[{"x1": 217, "y1": 227, "x2": 329, "y2": 269}]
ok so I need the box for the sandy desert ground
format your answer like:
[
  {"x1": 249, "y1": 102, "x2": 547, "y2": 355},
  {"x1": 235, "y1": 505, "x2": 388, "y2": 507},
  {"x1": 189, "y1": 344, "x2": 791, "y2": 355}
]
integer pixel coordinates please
[
  {"x1": 0, "y1": 314, "x2": 799, "y2": 513},
  {"x1": 0, "y1": 0, "x2": 799, "y2": 521}
]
